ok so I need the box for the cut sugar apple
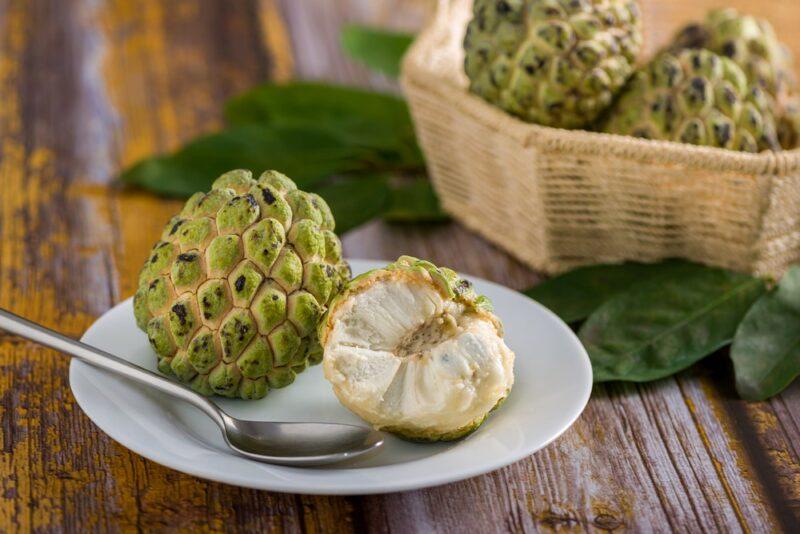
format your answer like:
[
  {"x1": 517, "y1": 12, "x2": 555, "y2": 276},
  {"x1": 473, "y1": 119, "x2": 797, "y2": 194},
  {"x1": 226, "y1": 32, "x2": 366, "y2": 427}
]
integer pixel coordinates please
[
  {"x1": 133, "y1": 169, "x2": 350, "y2": 400},
  {"x1": 601, "y1": 49, "x2": 781, "y2": 152},
  {"x1": 464, "y1": 0, "x2": 643, "y2": 129},
  {"x1": 319, "y1": 256, "x2": 515, "y2": 442}
]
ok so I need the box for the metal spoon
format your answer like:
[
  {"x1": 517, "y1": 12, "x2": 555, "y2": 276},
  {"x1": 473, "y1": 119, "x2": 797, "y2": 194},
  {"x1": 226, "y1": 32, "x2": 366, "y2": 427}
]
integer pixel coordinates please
[{"x1": 0, "y1": 308, "x2": 384, "y2": 466}]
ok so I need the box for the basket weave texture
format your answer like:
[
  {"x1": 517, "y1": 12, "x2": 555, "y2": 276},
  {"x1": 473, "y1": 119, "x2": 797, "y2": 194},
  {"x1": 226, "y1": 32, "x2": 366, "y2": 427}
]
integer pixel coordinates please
[{"x1": 400, "y1": 0, "x2": 800, "y2": 277}]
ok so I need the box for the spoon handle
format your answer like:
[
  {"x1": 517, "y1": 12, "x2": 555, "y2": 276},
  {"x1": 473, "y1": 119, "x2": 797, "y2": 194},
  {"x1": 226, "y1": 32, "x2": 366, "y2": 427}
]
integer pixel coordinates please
[{"x1": 0, "y1": 307, "x2": 225, "y2": 427}]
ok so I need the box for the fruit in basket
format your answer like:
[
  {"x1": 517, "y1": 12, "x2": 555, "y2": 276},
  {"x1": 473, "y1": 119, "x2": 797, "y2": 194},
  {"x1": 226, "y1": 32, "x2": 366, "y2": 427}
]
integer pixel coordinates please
[
  {"x1": 319, "y1": 256, "x2": 515, "y2": 441},
  {"x1": 133, "y1": 169, "x2": 350, "y2": 399},
  {"x1": 463, "y1": 0, "x2": 643, "y2": 129},
  {"x1": 667, "y1": 8, "x2": 800, "y2": 148},
  {"x1": 600, "y1": 49, "x2": 781, "y2": 152}
]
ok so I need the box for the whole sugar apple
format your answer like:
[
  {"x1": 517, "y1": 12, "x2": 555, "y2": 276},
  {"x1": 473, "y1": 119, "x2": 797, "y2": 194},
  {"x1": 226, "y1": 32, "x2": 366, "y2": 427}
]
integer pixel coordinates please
[
  {"x1": 319, "y1": 256, "x2": 515, "y2": 442},
  {"x1": 133, "y1": 170, "x2": 350, "y2": 400},
  {"x1": 668, "y1": 8, "x2": 800, "y2": 148},
  {"x1": 600, "y1": 49, "x2": 781, "y2": 152},
  {"x1": 464, "y1": 0, "x2": 643, "y2": 129}
]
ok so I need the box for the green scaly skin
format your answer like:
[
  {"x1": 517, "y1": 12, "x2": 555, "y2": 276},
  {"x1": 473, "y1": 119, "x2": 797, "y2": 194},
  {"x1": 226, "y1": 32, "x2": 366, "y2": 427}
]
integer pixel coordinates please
[
  {"x1": 133, "y1": 169, "x2": 350, "y2": 400},
  {"x1": 601, "y1": 49, "x2": 781, "y2": 152},
  {"x1": 667, "y1": 8, "x2": 800, "y2": 149},
  {"x1": 463, "y1": 0, "x2": 642, "y2": 129}
]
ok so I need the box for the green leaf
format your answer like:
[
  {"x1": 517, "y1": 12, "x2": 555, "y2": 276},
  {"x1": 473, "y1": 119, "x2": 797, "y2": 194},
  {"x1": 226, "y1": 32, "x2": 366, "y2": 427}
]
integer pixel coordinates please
[
  {"x1": 120, "y1": 124, "x2": 370, "y2": 197},
  {"x1": 224, "y1": 82, "x2": 423, "y2": 168},
  {"x1": 525, "y1": 261, "x2": 682, "y2": 324},
  {"x1": 731, "y1": 266, "x2": 800, "y2": 400},
  {"x1": 340, "y1": 25, "x2": 414, "y2": 78},
  {"x1": 384, "y1": 178, "x2": 449, "y2": 223},
  {"x1": 311, "y1": 174, "x2": 391, "y2": 234},
  {"x1": 579, "y1": 263, "x2": 766, "y2": 382}
]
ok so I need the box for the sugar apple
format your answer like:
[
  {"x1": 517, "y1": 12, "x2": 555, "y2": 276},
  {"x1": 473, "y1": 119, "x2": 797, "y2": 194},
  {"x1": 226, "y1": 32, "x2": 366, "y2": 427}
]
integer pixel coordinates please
[
  {"x1": 464, "y1": 0, "x2": 643, "y2": 129},
  {"x1": 133, "y1": 169, "x2": 350, "y2": 400},
  {"x1": 667, "y1": 8, "x2": 800, "y2": 149},
  {"x1": 600, "y1": 49, "x2": 781, "y2": 152},
  {"x1": 319, "y1": 256, "x2": 515, "y2": 442}
]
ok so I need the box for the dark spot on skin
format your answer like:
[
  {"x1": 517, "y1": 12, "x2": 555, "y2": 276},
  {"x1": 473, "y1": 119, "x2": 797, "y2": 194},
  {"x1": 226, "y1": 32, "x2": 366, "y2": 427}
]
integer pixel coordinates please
[
  {"x1": 524, "y1": 65, "x2": 535, "y2": 75},
  {"x1": 215, "y1": 287, "x2": 223, "y2": 296},
  {"x1": 691, "y1": 54, "x2": 702, "y2": 69},
  {"x1": 149, "y1": 279, "x2": 159, "y2": 289},
  {"x1": 495, "y1": 1, "x2": 509, "y2": 14},
  {"x1": 713, "y1": 122, "x2": 732, "y2": 145},
  {"x1": 244, "y1": 194, "x2": 258, "y2": 209},
  {"x1": 325, "y1": 265, "x2": 335, "y2": 277},
  {"x1": 235, "y1": 276, "x2": 246, "y2": 293},
  {"x1": 177, "y1": 253, "x2": 197, "y2": 262},
  {"x1": 261, "y1": 188, "x2": 276, "y2": 205},
  {"x1": 169, "y1": 220, "x2": 184, "y2": 235},
  {"x1": 172, "y1": 304, "x2": 188, "y2": 325},
  {"x1": 722, "y1": 41, "x2": 736, "y2": 57},
  {"x1": 150, "y1": 254, "x2": 158, "y2": 264}
]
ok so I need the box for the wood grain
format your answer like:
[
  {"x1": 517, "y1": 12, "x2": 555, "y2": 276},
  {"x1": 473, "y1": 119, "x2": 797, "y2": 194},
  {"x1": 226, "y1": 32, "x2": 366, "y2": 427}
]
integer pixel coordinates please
[{"x1": 0, "y1": 0, "x2": 798, "y2": 532}]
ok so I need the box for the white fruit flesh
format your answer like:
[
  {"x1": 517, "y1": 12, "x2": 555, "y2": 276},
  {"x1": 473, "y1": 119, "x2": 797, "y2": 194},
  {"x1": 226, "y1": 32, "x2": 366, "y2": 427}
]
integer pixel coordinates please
[{"x1": 322, "y1": 275, "x2": 515, "y2": 436}]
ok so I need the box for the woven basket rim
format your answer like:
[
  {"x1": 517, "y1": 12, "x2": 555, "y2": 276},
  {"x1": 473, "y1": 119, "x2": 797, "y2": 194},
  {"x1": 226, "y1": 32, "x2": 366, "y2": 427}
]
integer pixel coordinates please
[{"x1": 400, "y1": 0, "x2": 800, "y2": 177}]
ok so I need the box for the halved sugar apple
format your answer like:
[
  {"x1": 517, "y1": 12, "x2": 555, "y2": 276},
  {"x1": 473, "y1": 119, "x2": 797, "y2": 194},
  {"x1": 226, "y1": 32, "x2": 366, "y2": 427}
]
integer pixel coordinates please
[
  {"x1": 319, "y1": 256, "x2": 515, "y2": 442},
  {"x1": 133, "y1": 169, "x2": 350, "y2": 400},
  {"x1": 601, "y1": 49, "x2": 781, "y2": 152},
  {"x1": 464, "y1": 0, "x2": 643, "y2": 129}
]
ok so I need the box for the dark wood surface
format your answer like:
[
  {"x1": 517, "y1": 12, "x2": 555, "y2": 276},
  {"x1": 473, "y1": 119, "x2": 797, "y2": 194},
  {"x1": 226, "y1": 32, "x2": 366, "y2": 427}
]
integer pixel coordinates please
[{"x1": 1, "y1": 0, "x2": 799, "y2": 531}]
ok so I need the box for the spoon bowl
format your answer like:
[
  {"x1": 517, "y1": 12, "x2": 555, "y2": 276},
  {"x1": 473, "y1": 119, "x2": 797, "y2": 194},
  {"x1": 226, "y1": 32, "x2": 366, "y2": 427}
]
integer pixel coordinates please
[{"x1": 0, "y1": 308, "x2": 384, "y2": 466}]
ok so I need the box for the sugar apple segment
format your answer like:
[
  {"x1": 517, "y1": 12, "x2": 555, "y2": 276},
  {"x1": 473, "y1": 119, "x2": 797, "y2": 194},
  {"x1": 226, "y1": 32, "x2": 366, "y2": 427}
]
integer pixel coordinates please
[
  {"x1": 134, "y1": 169, "x2": 350, "y2": 400},
  {"x1": 668, "y1": 8, "x2": 799, "y2": 148},
  {"x1": 464, "y1": 0, "x2": 642, "y2": 129},
  {"x1": 601, "y1": 49, "x2": 781, "y2": 152},
  {"x1": 320, "y1": 257, "x2": 515, "y2": 442}
]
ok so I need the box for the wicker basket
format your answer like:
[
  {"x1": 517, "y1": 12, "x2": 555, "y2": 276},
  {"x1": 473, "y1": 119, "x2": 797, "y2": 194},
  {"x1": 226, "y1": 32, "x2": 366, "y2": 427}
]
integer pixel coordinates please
[{"x1": 400, "y1": 0, "x2": 800, "y2": 277}]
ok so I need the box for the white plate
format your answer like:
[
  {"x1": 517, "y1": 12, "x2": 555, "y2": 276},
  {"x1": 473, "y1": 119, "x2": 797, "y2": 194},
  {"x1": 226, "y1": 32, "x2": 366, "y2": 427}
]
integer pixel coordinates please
[{"x1": 70, "y1": 259, "x2": 592, "y2": 494}]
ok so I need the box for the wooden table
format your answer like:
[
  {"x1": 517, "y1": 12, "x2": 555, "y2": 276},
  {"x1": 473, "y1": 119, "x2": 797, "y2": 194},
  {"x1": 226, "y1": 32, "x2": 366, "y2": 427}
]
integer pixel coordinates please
[{"x1": 1, "y1": 0, "x2": 799, "y2": 531}]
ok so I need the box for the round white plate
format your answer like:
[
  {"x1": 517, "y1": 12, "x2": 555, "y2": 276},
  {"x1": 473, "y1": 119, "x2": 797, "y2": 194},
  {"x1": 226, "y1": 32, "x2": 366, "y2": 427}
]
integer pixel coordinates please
[{"x1": 70, "y1": 259, "x2": 592, "y2": 494}]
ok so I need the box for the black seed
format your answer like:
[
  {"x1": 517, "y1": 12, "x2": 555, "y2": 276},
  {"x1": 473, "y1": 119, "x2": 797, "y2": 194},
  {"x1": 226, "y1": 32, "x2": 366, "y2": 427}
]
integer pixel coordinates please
[
  {"x1": 261, "y1": 188, "x2": 276, "y2": 205},
  {"x1": 235, "y1": 275, "x2": 246, "y2": 293}
]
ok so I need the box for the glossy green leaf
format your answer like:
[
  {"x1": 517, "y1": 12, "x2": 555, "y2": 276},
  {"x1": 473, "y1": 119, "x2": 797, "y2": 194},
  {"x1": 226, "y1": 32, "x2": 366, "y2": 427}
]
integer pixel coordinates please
[
  {"x1": 525, "y1": 261, "x2": 684, "y2": 324},
  {"x1": 311, "y1": 175, "x2": 391, "y2": 234},
  {"x1": 224, "y1": 82, "x2": 423, "y2": 168},
  {"x1": 340, "y1": 25, "x2": 414, "y2": 78},
  {"x1": 731, "y1": 266, "x2": 800, "y2": 400},
  {"x1": 120, "y1": 124, "x2": 370, "y2": 197},
  {"x1": 383, "y1": 178, "x2": 449, "y2": 223},
  {"x1": 579, "y1": 263, "x2": 766, "y2": 382}
]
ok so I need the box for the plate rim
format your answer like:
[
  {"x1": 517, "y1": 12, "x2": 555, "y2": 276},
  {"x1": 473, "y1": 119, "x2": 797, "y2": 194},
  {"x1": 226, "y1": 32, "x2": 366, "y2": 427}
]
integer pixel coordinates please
[{"x1": 70, "y1": 258, "x2": 592, "y2": 494}]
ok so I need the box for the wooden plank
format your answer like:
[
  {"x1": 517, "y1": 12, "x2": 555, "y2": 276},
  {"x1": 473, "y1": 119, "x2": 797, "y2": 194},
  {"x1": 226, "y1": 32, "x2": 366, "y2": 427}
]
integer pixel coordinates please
[{"x1": 280, "y1": 0, "x2": 800, "y2": 531}]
